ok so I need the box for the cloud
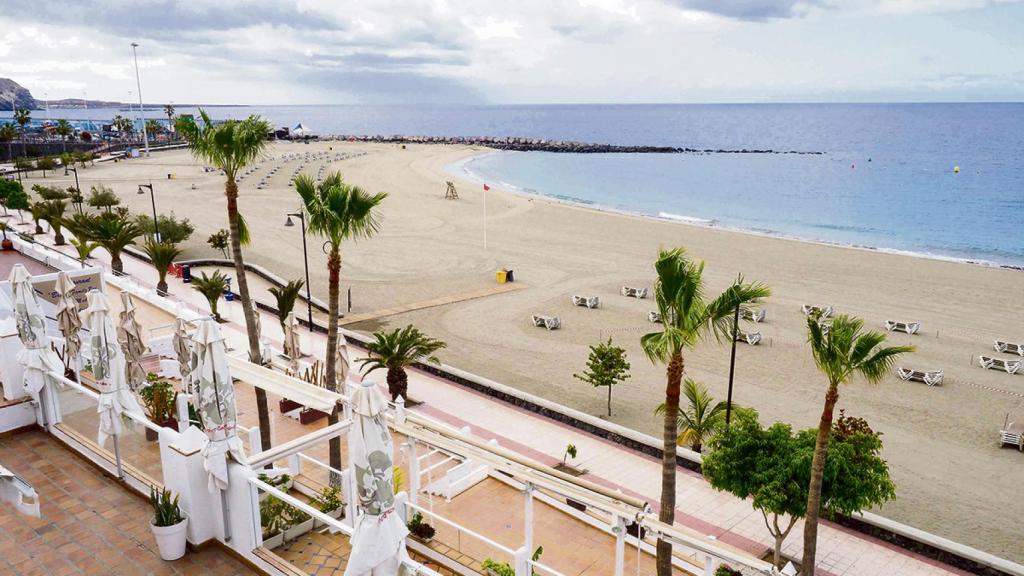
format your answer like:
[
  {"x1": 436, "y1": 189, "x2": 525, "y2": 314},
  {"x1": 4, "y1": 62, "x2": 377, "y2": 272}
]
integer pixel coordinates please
[{"x1": 666, "y1": 0, "x2": 824, "y2": 20}]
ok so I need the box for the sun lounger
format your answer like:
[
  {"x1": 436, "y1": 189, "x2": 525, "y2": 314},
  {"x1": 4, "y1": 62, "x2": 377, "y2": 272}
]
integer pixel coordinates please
[
  {"x1": 531, "y1": 315, "x2": 561, "y2": 330},
  {"x1": 978, "y1": 355, "x2": 1022, "y2": 375},
  {"x1": 993, "y1": 340, "x2": 1024, "y2": 356},
  {"x1": 743, "y1": 309, "x2": 766, "y2": 323},
  {"x1": 731, "y1": 330, "x2": 762, "y2": 346},
  {"x1": 885, "y1": 320, "x2": 921, "y2": 335},
  {"x1": 572, "y1": 295, "x2": 600, "y2": 309},
  {"x1": 648, "y1": 310, "x2": 677, "y2": 324},
  {"x1": 897, "y1": 367, "x2": 943, "y2": 386},
  {"x1": 801, "y1": 305, "x2": 833, "y2": 318},
  {"x1": 621, "y1": 286, "x2": 648, "y2": 299},
  {"x1": 1000, "y1": 422, "x2": 1023, "y2": 451}
]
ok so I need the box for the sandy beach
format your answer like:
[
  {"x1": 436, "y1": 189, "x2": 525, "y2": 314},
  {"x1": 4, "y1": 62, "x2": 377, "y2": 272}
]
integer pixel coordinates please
[{"x1": 23, "y1": 141, "x2": 1024, "y2": 563}]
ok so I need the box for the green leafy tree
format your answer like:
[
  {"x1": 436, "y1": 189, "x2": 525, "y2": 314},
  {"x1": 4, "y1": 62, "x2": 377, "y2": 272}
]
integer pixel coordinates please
[
  {"x1": 145, "y1": 118, "x2": 162, "y2": 137},
  {"x1": 35, "y1": 156, "x2": 56, "y2": 177},
  {"x1": 176, "y1": 109, "x2": 272, "y2": 451},
  {"x1": 142, "y1": 239, "x2": 183, "y2": 295},
  {"x1": 801, "y1": 314, "x2": 912, "y2": 576},
  {"x1": 112, "y1": 114, "x2": 133, "y2": 136},
  {"x1": 86, "y1": 213, "x2": 143, "y2": 274},
  {"x1": 60, "y1": 152, "x2": 74, "y2": 175},
  {"x1": 13, "y1": 108, "x2": 30, "y2": 156},
  {"x1": 192, "y1": 270, "x2": 228, "y2": 321},
  {"x1": 640, "y1": 248, "x2": 770, "y2": 575},
  {"x1": 13, "y1": 157, "x2": 34, "y2": 175},
  {"x1": 29, "y1": 202, "x2": 47, "y2": 234},
  {"x1": 54, "y1": 119, "x2": 72, "y2": 151},
  {"x1": 38, "y1": 199, "x2": 68, "y2": 245},
  {"x1": 358, "y1": 325, "x2": 446, "y2": 402},
  {"x1": 295, "y1": 171, "x2": 387, "y2": 473},
  {"x1": 655, "y1": 379, "x2": 726, "y2": 453},
  {"x1": 268, "y1": 279, "x2": 305, "y2": 328},
  {"x1": 87, "y1": 184, "x2": 120, "y2": 213},
  {"x1": 67, "y1": 186, "x2": 84, "y2": 214},
  {"x1": 207, "y1": 229, "x2": 229, "y2": 258},
  {"x1": 133, "y1": 213, "x2": 195, "y2": 244},
  {"x1": 0, "y1": 179, "x2": 28, "y2": 216},
  {"x1": 573, "y1": 337, "x2": 630, "y2": 417},
  {"x1": 32, "y1": 184, "x2": 68, "y2": 200},
  {"x1": 164, "y1": 104, "x2": 175, "y2": 130}
]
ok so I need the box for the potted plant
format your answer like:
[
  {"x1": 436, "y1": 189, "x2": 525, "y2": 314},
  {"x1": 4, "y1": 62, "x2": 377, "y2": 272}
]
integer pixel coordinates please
[
  {"x1": 149, "y1": 486, "x2": 188, "y2": 561},
  {"x1": 283, "y1": 505, "x2": 314, "y2": 541},
  {"x1": 311, "y1": 485, "x2": 345, "y2": 525},
  {"x1": 482, "y1": 559, "x2": 516, "y2": 576},
  {"x1": 257, "y1": 472, "x2": 293, "y2": 500},
  {"x1": 260, "y1": 496, "x2": 287, "y2": 549},
  {"x1": 715, "y1": 566, "x2": 743, "y2": 576},
  {"x1": 0, "y1": 222, "x2": 12, "y2": 251},
  {"x1": 406, "y1": 512, "x2": 436, "y2": 544},
  {"x1": 139, "y1": 374, "x2": 178, "y2": 441}
]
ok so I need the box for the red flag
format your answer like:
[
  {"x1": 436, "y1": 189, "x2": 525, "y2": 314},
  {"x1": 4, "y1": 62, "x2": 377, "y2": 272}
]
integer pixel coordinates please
[{"x1": 483, "y1": 183, "x2": 490, "y2": 191}]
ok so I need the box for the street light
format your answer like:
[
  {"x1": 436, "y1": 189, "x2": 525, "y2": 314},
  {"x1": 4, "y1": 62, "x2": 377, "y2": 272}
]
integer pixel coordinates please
[
  {"x1": 67, "y1": 167, "x2": 82, "y2": 211},
  {"x1": 131, "y1": 42, "x2": 150, "y2": 157},
  {"x1": 284, "y1": 211, "x2": 314, "y2": 331},
  {"x1": 138, "y1": 182, "x2": 159, "y2": 241},
  {"x1": 724, "y1": 302, "x2": 741, "y2": 430}
]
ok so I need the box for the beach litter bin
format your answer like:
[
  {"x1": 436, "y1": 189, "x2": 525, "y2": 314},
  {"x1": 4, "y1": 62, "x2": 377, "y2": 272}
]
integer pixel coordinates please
[
  {"x1": 496, "y1": 270, "x2": 507, "y2": 284},
  {"x1": 181, "y1": 264, "x2": 192, "y2": 283},
  {"x1": 505, "y1": 269, "x2": 514, "y2": 282},
  {"x1": 225, "y1": 291, "x2": 235, "y2": 302}
]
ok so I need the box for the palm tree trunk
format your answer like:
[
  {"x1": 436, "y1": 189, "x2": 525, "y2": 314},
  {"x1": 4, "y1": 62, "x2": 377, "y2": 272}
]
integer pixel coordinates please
[
  {"x1": 607, "y1": 385, "x2": 612, "y2": 417},
  {"x1": 802, "y1": 382, "x2": 840, "y2": 576},
  {"x1": 387, "y1": 367, "x2": 408, "y2": 401},
  {"x1": 225, "y1": 179, "x2": 272, "y2": 453},
  {"x1": 656, "y1": 350, "x2": 684, "y2": 576},
  {"x1": 325, "y1": 245, "x2": 342, "y2": 481},
  {"x1": 110, "y1": 251, "x2": 123, "y2": 274}
]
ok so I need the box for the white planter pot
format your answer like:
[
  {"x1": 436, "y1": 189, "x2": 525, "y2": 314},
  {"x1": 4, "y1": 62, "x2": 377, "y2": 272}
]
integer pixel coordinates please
[
  {"x1": 262, "y1": 531, "x2": 284, "y2": 549},
  {"x1": 284, "y1": 518, "x2": 315, "y2": 541},
  {"x1": 151, "y1": 517, "x2": 188, "y2": 561},
  {"x1": 313, "y1": 507, "x2": 344, "y2": 529}
]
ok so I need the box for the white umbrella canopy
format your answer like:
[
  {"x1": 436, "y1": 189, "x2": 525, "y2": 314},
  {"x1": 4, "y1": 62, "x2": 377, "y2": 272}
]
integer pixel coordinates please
[
  {"x1": 283, "y1": 311, "x2": 301, "y2": 365},
  {"x1": 80, "y1": 289, "x2": 144, "y2": 447},
  {"x1": 172, "y1": 318, "x2": 191, "y2": 386},
  {"x1": 336, "y1": 332, "x2": 351, "y2": 395},
  {"x1": 54, "y1": 271, "x2": 81, "y2": 374},
  {"x1": 9, "y1": 264, "x2": 64, "y2": 403},
  {"x1": 191, "y1": 318, "x2": 245, "y2": 492},
  {"x1": 344, "y1": 380, "x2": 410, "y2": 576},
  {"x1": 117, "y1": 291, "x2": 146, "y2": 391}
]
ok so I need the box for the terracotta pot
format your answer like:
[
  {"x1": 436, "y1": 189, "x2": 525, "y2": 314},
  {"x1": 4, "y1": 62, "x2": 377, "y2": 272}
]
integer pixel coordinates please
[{"x1": 279, "y1": 398, "x2": 303, "y2": 413}]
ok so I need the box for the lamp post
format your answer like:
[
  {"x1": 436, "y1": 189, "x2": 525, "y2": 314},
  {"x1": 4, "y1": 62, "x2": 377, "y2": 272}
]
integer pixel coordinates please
[
  {"x1": 67, "y1": 167, "x2": 82, "y2": 212},
  {"x1": 131, "y1": 42, "x2": 150, "y2": 157},
  {"x1": 284, "y1": 211, "x2": 314, "y2": 332},
  {"x1": 725, "y1": 302, "x2": 740, "y2": 430},
  {"x1": 137, "y1": 182, "x2": 159, "y2": 241}
]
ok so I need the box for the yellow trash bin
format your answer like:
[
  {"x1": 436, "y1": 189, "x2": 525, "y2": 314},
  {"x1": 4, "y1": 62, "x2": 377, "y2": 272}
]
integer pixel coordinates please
[{"x1": 495, "y1": 270, "x2": 507, "y2": 284}]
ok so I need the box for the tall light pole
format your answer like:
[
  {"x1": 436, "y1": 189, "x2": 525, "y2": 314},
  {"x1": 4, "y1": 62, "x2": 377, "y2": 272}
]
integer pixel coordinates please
[
  {"x1": 284, "y1": 211, "x2": 314, "y2": 331},
  {"x1": 138, "y1": 182, "x2": 159, "y2": 241},
  {"x1": 131, "y1": 42, "x2": 150, "y2": 157}
]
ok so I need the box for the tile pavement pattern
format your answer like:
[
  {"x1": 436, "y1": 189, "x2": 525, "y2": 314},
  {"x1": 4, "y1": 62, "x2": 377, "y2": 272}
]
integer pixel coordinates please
[{"x1": 0, "y1": 430, "x2": 258, "y2": 576}]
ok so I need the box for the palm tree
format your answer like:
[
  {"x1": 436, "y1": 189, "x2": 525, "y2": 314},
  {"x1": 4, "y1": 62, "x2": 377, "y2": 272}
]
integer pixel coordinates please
[
  {"x1": 268, "y1": 279, "x2": 305, "y2": 328},
  {"x1": 29, "y1": 202, "x2": 47, "y2": 234},
  {"x1": 164, "y1": 104, "x2": 175, "y2": 132},
  {"x1": 800, "y1": 314, "x2": 912, "y2": 575},
  {"x1": 87, "y1": 213, "x2": 143, "y2": 274},
  {"x1": 358, "y1": 325, "x2": 447, "y2": 401},
  {"x1": 38, "y1": 199, "x2": 68, "y2": 245},
  {"x1": 55, "y1": 119, "x2": 72, "y2": 151},
  {"x1": 13, "y1": 108, "x2": 30, "y2": 156},
  {"x1": 63, "y1": 213, "x2": 100, "y2": 267},
  {"x1": 192, "y1": 271, "x2": 228, "y2": 322},
  {"x1": 655, "y1": 379, "x2": 726, "y2": 453},
  {"x1": 142, "y1": 239, "x2": 183, "y2": 295},
  {"x1": 0, "y1": 123, "x2": 17, "y2": 160},
  {"x1": 145, "y1": 119, "x2": 162, "y2": 138},
  {"x1": 176, "y1": 109, "x2": 272, "y2": 451},
  {"x1": 295, "y1": 171, "x2": 387, "y2": 473},
  {"x1": 640, "y1": 248, "x2": 769, "y2": 576}
]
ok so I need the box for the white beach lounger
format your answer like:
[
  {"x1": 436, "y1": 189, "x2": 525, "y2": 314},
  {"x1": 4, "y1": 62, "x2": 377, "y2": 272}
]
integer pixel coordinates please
[
  {"x1": 1000, "y1": 422, "x2": 1023, "y2": 451},
  {"x1": 897, "y1": 367, "x2": 944, "y2": 386},
  {"x1": 621, "y1": 286, "x2": 649, "y2": 299},
  {"x1": 572, "y1": 295, "x2": 600, "y2": 309},
  {"x1": 978, "y1": 355, "x2": 1022, "y2": 375},
  {"x1": 743, "y1": 309, "x2": 766, "y2": 323},
  {"x1": 993, "y1": 340, "x2": 1024, "y2": 357},
  {"x1": 801, "y1": 305, "x2": 833, "y2": 318},
  {"x1": 531, "y1": 314, "x2": 561, "y2": 330},
  {"x1": 732, "y1": 330, "x2": 763, "y2": 346},
  {"x1": 648, "y1": 311, "x2": 661, "y2": 323},
  {"x1": 885, "y1": 320, "x2": 921, "y2": 335}
]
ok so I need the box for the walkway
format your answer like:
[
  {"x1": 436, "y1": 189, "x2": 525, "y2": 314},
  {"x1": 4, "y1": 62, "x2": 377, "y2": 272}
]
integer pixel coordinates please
[{"x1": 0, "y1": 430, "x2": 258, "y2": 576}]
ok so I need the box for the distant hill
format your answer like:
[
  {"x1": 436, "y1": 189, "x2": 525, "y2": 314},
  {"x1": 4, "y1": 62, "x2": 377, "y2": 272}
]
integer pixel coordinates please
[{"x1": 0, "y1": 78, "x2": 35, "y2": 111}]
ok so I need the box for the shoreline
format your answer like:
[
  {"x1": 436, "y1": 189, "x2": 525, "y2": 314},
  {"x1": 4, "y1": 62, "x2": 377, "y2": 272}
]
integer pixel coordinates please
[{"x1": 450, "y1": 149, "x2": 1024, "y2": 272}]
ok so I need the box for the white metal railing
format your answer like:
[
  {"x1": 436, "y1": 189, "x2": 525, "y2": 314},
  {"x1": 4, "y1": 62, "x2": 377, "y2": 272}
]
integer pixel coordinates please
[
  {"x1": 248, "y1": 421, "x2": 351, "y2": 469},
  {"x1": 405, "y1": 499, "x2": 517, "y2": 564},
  {"x1": 529, "y1": 560, "x2": 568, "y2": 576}
]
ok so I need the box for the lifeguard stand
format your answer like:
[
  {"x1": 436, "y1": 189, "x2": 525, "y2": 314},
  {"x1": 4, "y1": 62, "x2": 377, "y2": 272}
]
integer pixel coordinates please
[{"x1": 444, "y1": 181, "x2": 459, "y2": 200}]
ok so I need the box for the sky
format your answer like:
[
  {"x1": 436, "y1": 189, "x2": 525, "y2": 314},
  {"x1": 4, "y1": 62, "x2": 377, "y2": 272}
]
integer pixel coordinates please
[{"x1": 0, "y1": 0, "x2": 1021, "y2": 105}]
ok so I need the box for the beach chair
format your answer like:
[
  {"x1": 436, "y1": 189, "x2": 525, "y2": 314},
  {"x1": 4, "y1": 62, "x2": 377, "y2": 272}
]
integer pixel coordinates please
[
  {"x1": 648, "y1": 311, "x2": 661, "y2": 323},
  {"x1": 572, "y1": 295, "x2": 600, "y2": 309},
  {"x1": 978, "y1": 356, "x2": 1022, "y2": 375},
  {"x1": 993, "y1": 340, "x2": 1024, "y2": 356},
  {"x1": 897, "y1": 367, "x2": 943, "y2": 386},
  {"x1": 999, "y1": 420, "x2": 1023, "y2": 451},
  {"x1": 743, "y1": 309, "x2": 766, "y2": 323},
  {"x1": 885, "y1": 320, "x2": 921, "y2": 335},
  {"x1": 731, "y1": 330, "x2": 763, "y2": 346},
  {"x1": 801, "y1": 305, "x2": 833, "y2": 318},
  {"x1": 621, "y1": 286, "x2": 648, "y2": 299},
  {"x1": 531, "y1": 315, "x2": 561, "y2": 330}
]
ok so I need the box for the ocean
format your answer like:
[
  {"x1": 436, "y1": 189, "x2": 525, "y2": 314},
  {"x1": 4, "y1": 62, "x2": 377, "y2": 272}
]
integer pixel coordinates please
[{"x1": 5, "y1": 103, "x2": 1022, "y2": 266}]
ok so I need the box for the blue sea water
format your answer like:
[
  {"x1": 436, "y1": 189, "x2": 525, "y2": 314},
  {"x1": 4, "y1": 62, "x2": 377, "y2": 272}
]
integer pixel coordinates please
[{"x1": 5, "y1": 103, "x2": 1022, "y2": 266}]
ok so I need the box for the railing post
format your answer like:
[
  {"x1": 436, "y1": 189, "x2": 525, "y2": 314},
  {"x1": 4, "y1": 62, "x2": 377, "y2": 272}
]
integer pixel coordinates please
[
  {"x1": 523, "y1": 482, "x2": 534, "y2": 555},
  {"x1": 395, "y1": 395, "x2": 406, "y2": 424},
  {"x1": 405, "y1": 438, "x2": 420, "y2": 507},
  {"x1": 341, "y1": 469, "x2": 356, "y2": 530},
  {"x1": 176, "y1": 393, "x2": 190, "y2": 433},
  {"x1": 613, "y1": 514, "x2": 626, "y2": 576},
  {"x1": 289, "y1": 453, "x2": 301, "y2": 477},
  {"x1": 704, "y1": 553, "x2": 716, "y2": 576},
  {"x1": 248, "y1": 426, "x2": 262, "y2": 454},
  {"x1": 514, "y1": 546, "x2": 530, "y2": 576}
]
